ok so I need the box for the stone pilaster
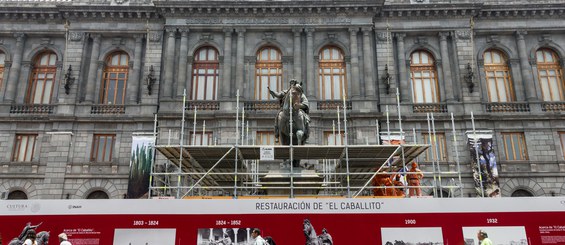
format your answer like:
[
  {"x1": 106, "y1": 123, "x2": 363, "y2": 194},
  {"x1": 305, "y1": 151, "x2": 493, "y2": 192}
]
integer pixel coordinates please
[
  {"x1": 4, "y1": 33, "x2": 26, "y2": 103},
  {"x1": 84, "y1": 34, "x2": 101, "y2": 103},
  {"x1": 235, "y1": 28, "x2": 246, "y2": 98},
  {"x1": 516, "y1": 30, "x2": 537, "y2": 101},
  {"x1": 222, "y1": 28, "x2": 233, "y2": 99},
  {"x1": 439, "y1": 32, "x2": 455, "y2": 102},
  {"x1": 163, "y1": 28, "x2": 176, "y2": 98},
  {"x1": 128, "y1": 34, "x2": 144, "y2": 103},
  {"x1": 306, "y1": 28, "x2": 315, "y2": 99},
  {"x1": 176, "y1": 28, "x2": 189, "y2": 98},
  {"x1": 362, "y1": 27, "x2": 375, "y2": 98},
  {"x1": 293, "y1": 28, "x2": 303, "y2": 82},
  {"x1": 396, "y1": 33, "x2": 409, "y2": 102},
  {"x1": 349, "y1": 27, "x2": 360, "y2": 99}
]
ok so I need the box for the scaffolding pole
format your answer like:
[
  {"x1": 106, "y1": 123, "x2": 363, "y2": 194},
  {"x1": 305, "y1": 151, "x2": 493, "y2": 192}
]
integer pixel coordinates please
[{"x1": 451, "y1": 113, "x2": 464, "y2": 197}]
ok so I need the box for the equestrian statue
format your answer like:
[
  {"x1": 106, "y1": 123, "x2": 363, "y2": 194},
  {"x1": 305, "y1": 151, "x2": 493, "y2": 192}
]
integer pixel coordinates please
[{"x1": 268, "y1": 79, "x2": 310, "y2": 168}]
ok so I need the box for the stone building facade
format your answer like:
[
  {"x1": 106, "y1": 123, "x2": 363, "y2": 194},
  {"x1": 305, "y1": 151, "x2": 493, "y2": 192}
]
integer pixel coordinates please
[{"x1": 1, "y1": 0, "x2": 565, "y2": 199}]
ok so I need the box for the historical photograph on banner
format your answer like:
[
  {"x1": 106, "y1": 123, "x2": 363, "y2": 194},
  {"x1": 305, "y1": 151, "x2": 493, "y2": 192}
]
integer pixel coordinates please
[
  {"x1": 381, "y1": 227, "x2": 444, "y2": 245},
  {"x1": 127, "y1": 135, "x2": 156, "y2": 199},
  {"x1": 467, "y1": 132, "x2": 501, "y2": 197},
  {"x1": 114, "y1": 229, "x2": 176, "y2": 245},
  {"x1": 462, "y1": 226, "x2": 527, "y2": 245}
]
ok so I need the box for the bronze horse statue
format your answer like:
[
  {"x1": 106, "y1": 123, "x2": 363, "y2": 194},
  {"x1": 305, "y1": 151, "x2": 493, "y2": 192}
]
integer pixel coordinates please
[{"x1": 277, "y1": 83, "x2": 309, "y2": 167}]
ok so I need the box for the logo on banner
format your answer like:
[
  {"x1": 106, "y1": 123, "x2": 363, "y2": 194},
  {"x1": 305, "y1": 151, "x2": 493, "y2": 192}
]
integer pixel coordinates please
[
  {"x1": 6, "y1": 203, "x2": 27, "y2": 211},
  {"x1": 68, "y1": 204, "x2": 83, "y2": 210}
]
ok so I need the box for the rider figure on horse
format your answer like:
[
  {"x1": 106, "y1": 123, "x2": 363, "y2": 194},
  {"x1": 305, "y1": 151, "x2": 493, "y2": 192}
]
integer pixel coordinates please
[{"x1": 268, "y1": 79, "x2": 310, "y2": 143}]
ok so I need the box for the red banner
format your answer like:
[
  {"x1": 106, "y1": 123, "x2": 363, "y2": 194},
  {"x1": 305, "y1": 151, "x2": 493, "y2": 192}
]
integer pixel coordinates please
[{"x1": 2, "y1": 198, "x2": 565, "y2": 244}]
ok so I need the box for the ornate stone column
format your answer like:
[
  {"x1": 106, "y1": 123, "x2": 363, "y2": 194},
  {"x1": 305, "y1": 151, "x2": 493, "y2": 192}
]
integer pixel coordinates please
[
  {"x1": 222, "y1": 28, "x2": 233, "y2": 99},
  {"x1": 396, "y1": 33, "x2": 409, "y2": 102},
  {"x1": 362, "y1": 27, "x2": 376, "y2": 98},
  {"x1": 5, "y1": 33, "x2": 26, "y2": 103},
  {"x1": 516, "y1": 30, "x2": 537, "y2": 101},
  {"x1": 177, "y1": 28, "x2": 189, "y2": 98},
  {"x1": 349, "y1": 27, "x2": 361, "y2": 99},
  {"x1": 233, "y1": 228, "x2": 239, "y2": 245},
  {"x1": 128, "y1": 34, "x2": 144, "y2": 103},
  {"x1": 306, "y1": 28, "x2": 315, "y2": 98},
  {"x1": 235, "y1": 28, "x2": 246, "y2": 98},
  {"x1": 163, "y1": 28, "x2": 176, "y2": 99},
  {"x1": 293, "y1": 28, "x2": 302, "y2": 82},
  {"x1": 84, "y1": 34, "x2": 101, "y2": 103},
  {"x1": 439, "y1": 32, "x2": 455, "y2": 102}
]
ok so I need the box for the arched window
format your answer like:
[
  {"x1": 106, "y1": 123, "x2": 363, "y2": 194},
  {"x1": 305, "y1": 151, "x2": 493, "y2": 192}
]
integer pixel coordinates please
[
  {"x1": 87, "y1": 190, "x2": 109, "y2": 199},
  {"x1": 484, "y1": 49, "x2": 515, "y2": 102},
  {"x1": 8, "y1": 190, "x2": 28, "y2": 200},
  {"x1": 536, "y1": 48, "x2": 564, "y2": 101},
  {"x1": 318, "y1": 46, "x2": 347, "y2": 100},
  {"x1": 255, "y1": 47, "x2": 282, "y2": 100},
  {"x1": 511, "y1": 189, "x2": 534, "y2": 197},
  {"x1": 410, "y1": 50, "x2": 439, "y2": 103},
  {"x1": 27, "y1": 51, "x2": 57, "y2": 104},
  {"x1": 101, "y1": 52, "x2": 129, "y2": 105},
  {"x1": 191, "y1": 47, "x2": 219, "y2": 100},
  {"x1": 0, "y1": 52, "x2": 5, "y2": 92}
]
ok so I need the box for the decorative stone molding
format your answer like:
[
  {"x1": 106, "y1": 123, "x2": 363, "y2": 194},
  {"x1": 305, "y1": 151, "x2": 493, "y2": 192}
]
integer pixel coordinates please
[
  {"x1": 415, "y1": 36, "x2": 428, "y2": 44},
  {"x1": 487, "y1": 35, "x2": 500, "y2": 44},
  {"x1": 22, "y1": 61, "x2": 31, "y2": 68},
  {"x1": 327, "y1": 33, "x2": 337, "y2": 43},
  {"x1": 539, "y1": 34, "x2": 552, "y2": 42},
  {"x1": 455, "y1": 30, "x2": 472, "y2": 40},
  {"x1": 178, "y1": 27, "x2": 190, "y2": 34},
  {"x1": 263, "y1": 32, "x2": 275, "y2": 41},
  {"x1": 111, "y1": 38, "x2": 124, "y2": 46},
  {"x1": 148, "y1": 31, "x2": 161, "y2": 42},
  {"x1": 282, "y1": 56, "x2": 293, "y2": 63},
  {"x1": 438, "y1": 32, "x2": 450, "y2": 40},
  {"x1": 114, "y1": 0, "x2": 129, "y2": 4},
  {"x1": 14, "y1": 33, "x2": 26, "y2": 42},
  {"x1": 515, "y1": 30, "x2": 527, "y2": 40},
  {"x1": 292, "y1": 27, "x2": 303, "y2": 34},
  {"x1": 305, "y1": 27, "x2": 315, "y2": 35},
  {"x1": 395, "y1": 33, "x2": 406, "y2": 41},
  {"x1": 348, "y1": 27, "x2": 359, "y2": 34},
  {"x1": 200, "y1": 32, "x2": 213, "y2": 41},
  {"x1": 376, "y1": 32, "x2": 388, "y2": 41},
  {"x1": 244, "y1": 56, "x2": 255, "y2": 63},
  {"x1": 223, "y1": 28, "x2": 233, "y2": 35},
  {"x1": 69, "y1": 32, "x2": 84, "y2": 42}
]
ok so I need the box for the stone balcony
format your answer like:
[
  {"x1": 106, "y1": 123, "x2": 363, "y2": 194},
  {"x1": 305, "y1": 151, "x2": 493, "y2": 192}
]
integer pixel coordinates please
[
  {"x1": 10, "y1": 104, "x2": 54, "y2": 114},
  {"x1": 485, "y1": 102, "x2": 530, "y2": 113}
]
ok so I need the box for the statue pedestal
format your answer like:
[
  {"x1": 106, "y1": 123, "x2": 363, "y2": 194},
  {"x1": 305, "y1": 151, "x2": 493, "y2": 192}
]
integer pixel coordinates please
[{"x1": 260, "y1": 169, "x2": 324, "y2": 196}]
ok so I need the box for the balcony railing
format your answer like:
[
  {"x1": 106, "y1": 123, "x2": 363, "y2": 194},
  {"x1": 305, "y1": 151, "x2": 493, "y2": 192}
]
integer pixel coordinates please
[
  {"x1": 485, "y1": 102, "x2": 530, "y2": 113},
  {"x1": 90, "y1": 105, "x2": 125, "y2": 114},
  {"x1": 244, "y1": 101, "x2": 279, "y2": 111},
  {"x1": 412, "y1": 103, "x2": 448, "y2": 113},
  {"x1": 317, "y1": 100, "x2": 352, "y2": 110},
  {"x1": 542, "y1": 102, "x2": 565, "y2": 112},
  {"x1": 186, "y1": 101, "x2": 220, "y2": 111},
  {"x1": 10, "y1": 104, "x2": 54, "y2": 114}
]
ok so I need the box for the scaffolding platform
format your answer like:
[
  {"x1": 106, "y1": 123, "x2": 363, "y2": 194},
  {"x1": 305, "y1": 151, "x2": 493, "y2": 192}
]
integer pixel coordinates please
[{"x1": 153, "y1": 144, "x2": 429, "y2": 197}]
